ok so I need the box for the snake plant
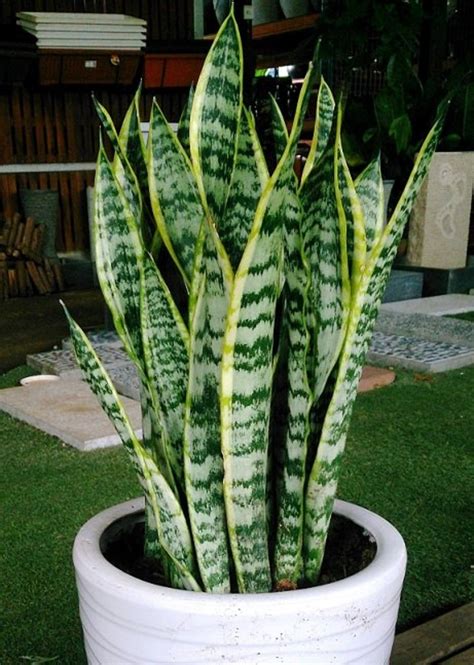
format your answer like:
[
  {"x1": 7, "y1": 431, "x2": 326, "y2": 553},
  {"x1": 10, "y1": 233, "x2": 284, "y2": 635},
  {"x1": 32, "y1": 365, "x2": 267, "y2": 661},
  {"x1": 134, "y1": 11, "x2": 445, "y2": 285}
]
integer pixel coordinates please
[{"x1": 65, "y1": 9, "x2": 444, "y2": 593}]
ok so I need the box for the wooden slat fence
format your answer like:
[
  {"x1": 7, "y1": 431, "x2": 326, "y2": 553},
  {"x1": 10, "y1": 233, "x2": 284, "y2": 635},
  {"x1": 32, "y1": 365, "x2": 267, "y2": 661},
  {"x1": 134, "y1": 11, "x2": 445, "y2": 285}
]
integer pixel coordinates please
[{"x1": 0, "y1": 0, "x2": 192, "y2": 253}]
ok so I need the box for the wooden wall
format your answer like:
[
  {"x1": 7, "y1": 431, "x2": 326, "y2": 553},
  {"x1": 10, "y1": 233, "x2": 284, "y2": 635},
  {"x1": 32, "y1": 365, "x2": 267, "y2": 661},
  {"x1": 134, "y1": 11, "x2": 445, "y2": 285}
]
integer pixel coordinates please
[{"x1": 0, "y1": 0, "x2": 193, "y2": 253}]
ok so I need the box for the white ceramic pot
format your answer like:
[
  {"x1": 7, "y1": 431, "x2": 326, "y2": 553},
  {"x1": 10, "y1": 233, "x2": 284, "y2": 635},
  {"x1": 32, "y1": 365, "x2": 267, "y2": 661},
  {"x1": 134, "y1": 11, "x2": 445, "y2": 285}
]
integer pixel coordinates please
[
  {"x1": 74, "y1": 498, "x2": 407, "y2": 664},
  {"x1": 280, "y1": 0, "x2": 310, "y2": 18}
]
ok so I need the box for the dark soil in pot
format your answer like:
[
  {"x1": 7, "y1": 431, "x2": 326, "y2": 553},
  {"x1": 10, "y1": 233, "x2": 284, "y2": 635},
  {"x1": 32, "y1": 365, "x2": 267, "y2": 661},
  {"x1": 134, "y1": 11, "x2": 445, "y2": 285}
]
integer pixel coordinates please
[{"x1": 101, "y1": 509, "x2": 377, "y2": 591}]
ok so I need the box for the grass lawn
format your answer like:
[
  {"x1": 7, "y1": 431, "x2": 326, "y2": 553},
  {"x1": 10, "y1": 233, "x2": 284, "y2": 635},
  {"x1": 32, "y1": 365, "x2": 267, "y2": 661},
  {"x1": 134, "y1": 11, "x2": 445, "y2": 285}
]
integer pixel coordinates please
[
  {"x1": 1, "y1": 363, "x2": 472, "y2": 664},
  {"x1": 446, "y1": 310, "x2": 474, "y2": 322}
]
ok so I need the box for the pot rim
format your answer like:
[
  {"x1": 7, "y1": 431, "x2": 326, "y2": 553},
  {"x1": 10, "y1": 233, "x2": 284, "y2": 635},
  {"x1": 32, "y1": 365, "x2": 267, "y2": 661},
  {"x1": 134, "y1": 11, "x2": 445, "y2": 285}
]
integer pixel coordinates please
[{"x1": 73, "y1": 497, "x2": 406, "y2": 610}]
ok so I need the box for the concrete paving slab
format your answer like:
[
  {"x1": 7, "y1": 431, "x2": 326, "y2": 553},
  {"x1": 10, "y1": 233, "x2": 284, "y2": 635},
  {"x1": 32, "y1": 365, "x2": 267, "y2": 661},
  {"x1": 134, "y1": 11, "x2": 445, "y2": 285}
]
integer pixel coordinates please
[
  {"x1": 108, "y1": 364, "x2": 140, "y2": 401},
  {"x1": 368, "y1": 331, "x2": 474, "y2": 373},
  {"x1": 27, "y1": 347, "x2": 131, "y2": 378},
  {"x1": 0, "y1": 379, "x2": 142, "y2": 451},
  {"x1": 375, "y1": 311, "x2": 474, "y2": 348},
  {"x1": 381, "y1": 294, "x2": 474, "y2": 316}
]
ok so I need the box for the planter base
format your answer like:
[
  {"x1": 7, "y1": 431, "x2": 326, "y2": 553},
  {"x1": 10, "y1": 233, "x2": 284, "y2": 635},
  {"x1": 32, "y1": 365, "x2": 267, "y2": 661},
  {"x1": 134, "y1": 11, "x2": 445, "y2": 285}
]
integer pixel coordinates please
[{"x1": 74, "y1": 498, "x2": 406, "y2": 664}]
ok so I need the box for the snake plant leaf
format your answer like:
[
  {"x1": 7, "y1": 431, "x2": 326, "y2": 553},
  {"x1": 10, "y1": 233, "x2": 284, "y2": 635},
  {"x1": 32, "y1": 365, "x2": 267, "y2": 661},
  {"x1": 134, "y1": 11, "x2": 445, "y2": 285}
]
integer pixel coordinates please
[
  {"x1": 304, "y1": 109, "x2": 446, "y2": 584},
  {"x1": 63, "y1": 306, "x2": 201, "y2": 591},
  {"x1": 184, "y1": 256, "x2": 232, "y2": 593},
  {"x1": 190, "y1": 7, "x2": 243, "y2": 222},
  {"x1": 220, "y1": 65, "x2": 315, "y2": 593},
  {"x1": 177, "y1": 83, "x2": 195, "y2": 156},
  {"x1": 269, "y1": 94, "x2": 289, "y2": 164},
  {"x1": 219, "y1": 108, "x2": 269, "y2": 271},
  {"x1": 336, "y1": 121, "x2": 366, "y2": 289},
  {"x1": 93, "y1": 98, "x2": 143, "y2": 230},
  {"x1": 301, "y1": 77, "x2": 336, "y2": 186},
  {"x1": 354, "y1": 156, "x2": 385, "y2": 253},
  {"x1": 272, "y1": 69, "x2": 325, "y2": 586},
  {"x1": 139, "y1": 378, "x2": 177, "y2": 497},
  {"x1": 140, "y1": 252, "x2": 190, "y2": 487},
  {"x1": 118, "y1": 85, "x2": 148, "y2": 201},
  {"x1": 94, "y1": 142, "x2": 143, "y2": 364},
  {"x1": 148, "y1": 99, "x2": 205, "y2": 287},
  {"x1": 300, "y1": 107, "x2": 351, "y2": 404}
]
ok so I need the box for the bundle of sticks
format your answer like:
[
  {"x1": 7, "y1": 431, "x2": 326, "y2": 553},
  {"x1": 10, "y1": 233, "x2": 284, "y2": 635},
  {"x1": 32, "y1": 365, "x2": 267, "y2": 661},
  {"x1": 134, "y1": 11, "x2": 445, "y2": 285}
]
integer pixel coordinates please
[{"x1": 0, "y1": 212, "x2": 64, "y2": 299}]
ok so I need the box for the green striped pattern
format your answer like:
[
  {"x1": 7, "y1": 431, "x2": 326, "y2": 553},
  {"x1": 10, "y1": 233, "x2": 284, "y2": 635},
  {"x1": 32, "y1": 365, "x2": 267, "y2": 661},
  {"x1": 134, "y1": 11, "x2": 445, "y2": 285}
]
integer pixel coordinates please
[
  {"x1": 118, "y1": 86, "x2": 148, "y2": 205},
  {"x1": 93, "y1": 99, "x2": 143, "y2": 231},
  {"x1": 177, "y1": 84, "x2": 194, "y2": 156},
  {"x1": 300, "y1": 123, "x2": 350, "y2": 403},
  {"x1": 63, "y1": 307, "x2": 200, "y2": 591},
  {"x1": 354, "y1": 156, "x2": 385, "y2": 253},
  {"x1": 140, "y1": 252, "x2": 189, "y2": 487},
  {"x1": 190, "y1": 9, "x2": 243, "y2": 222},
  {"x1": 220, "y1": 66, "x2": 315, "y2": 593},
  {"x1": 272, "y1": 70, "x2": 324, "y2": 586},
  {"x1": 301, "y1": 78, "x2": 335, "y2": 185},
  {"x1": 220, "y1": 108, "x2": 269, "y2": 271},
  {"x1": 184, "y1": 240, "x2": 232, "y2": 592},
  {"x1": 303, "y1": 110, "x2": 446, "y2": 583},
  {"x1": 269, "y1": 95, "x2": 289, "y2": 164},
  {"x1": 148, "y1": 100, "x2": 204, "y2": 286},
  {"x1": 93, "y1": 143, "x2": 143, "y2": 363}
]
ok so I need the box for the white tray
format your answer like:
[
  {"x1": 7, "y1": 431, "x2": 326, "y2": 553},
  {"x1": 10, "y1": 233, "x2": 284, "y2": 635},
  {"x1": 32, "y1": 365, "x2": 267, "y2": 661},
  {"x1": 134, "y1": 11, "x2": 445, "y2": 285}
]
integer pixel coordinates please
[{"x1": 17, "y1": 12, "x2": 146, "y2": 26}]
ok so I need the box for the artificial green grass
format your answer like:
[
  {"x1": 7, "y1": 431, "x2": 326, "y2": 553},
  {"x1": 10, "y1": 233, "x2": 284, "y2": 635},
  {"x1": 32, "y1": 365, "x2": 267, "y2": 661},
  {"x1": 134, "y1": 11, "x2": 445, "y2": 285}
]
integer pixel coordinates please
[
  {"x1": 446, "y1": 310, "x2": 474, "y2": 322},
  {"x1": 1, "y1": 364, "x2": 473, "y2": 663}
]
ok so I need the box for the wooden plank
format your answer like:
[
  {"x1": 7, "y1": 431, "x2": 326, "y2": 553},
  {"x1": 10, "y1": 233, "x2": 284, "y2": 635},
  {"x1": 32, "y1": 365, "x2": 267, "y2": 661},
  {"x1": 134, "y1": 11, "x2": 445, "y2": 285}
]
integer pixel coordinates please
[
  {"x1": 16, "y1": 261, "x2": 27, "y2": 297},
  {"x1": 52, "y1": 262, "x2": 65, "y2": 292},
  {"x1": 441, "y1": 647, "x2": 474, "y2": 663},
  {"x1": 12, "y1": 221, "x2": 25, "y2": 257},
  {"x1": 252, "y1": 13, "x2": 319, "y2": 40},
  {"x1": 8, "y1": 267, "x2": 18, "y2": 297},
  {"x1": 6, "y1": 213, "x2": 21, "y2": 252},
  {"x1": 21, "y1": 217, "x2": 35, "y2": 254},
  {"x1": 391, "y1": 603, "x2": 474, "y2": 664},
  {"x1": 43, "y1": 258, "x2": 56, "y2": 291},
  {"x1": 0, "y1": 218, "x2": 12, "y2": 246}
]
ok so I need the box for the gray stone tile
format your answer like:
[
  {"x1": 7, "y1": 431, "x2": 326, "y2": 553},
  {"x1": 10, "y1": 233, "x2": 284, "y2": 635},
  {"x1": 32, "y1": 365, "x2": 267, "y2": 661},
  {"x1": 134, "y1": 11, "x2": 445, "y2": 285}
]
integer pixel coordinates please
[
  {"x1": 0, "y1": 379, "x2": 142, "y2": 451},
  {"x1": 375, "y1": 311, "x2": 474, "y2": 348},
  {"x1": 27, "y1": 347, "x2": 131, "y2": 378},
  {"x1": 368, "y1": 331, "x2": 474, "y2": 373},
  {"x1": 62, "y1": 329, "x2": 122, "y2": 350},
  {"x1": 108, "y1": 365, "x2": 140, "y2": 401},
  {"x1": 381, "y1": 294, "x2": 474, "y2": 316}
]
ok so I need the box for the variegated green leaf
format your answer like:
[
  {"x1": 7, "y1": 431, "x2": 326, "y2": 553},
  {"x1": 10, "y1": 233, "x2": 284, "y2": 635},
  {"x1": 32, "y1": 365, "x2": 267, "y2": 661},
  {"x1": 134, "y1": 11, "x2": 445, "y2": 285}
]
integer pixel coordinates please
[
  {"x1": 118, "y1": 85, "x2": 148, "y2": 200},
  {"x1": 301, "y1": 77, "x2": 335, "y2": 186},
  {"x1": 93, "y1": 99, "x2": 143, "y2": 230},
  {"x1": 272, "y1": 69, "x2": 322, "y2": 587},
  {"x1": 148, "y1": 99, "x2": 205, "y2": 287},
  {"x1": 140, "y1": 252, "x2": 190, "y2": 487},
  {"x1": 177, "y1": 84, "x2": 195, "y2": 156},
  {"x1": 354, "y1": 156, "x2": 385, "y2": 253},
  {"x1": 94, "y1": 142, "x2": 143, "y2": 364},
  {"x1": 184, "y1": 249, "x2": 232, "y2": 592},
  {"x1": 335, "y1": 109, "x2": 366, "y2": 288},
  {"x1": 269, "y1": 94, "x2": 289, "y2": 164},
  {"x1": 190, "y1": 8, "x2": 243, "y2": 222},
  {"x1": 220, "y1": 65, "x2": 315, "y2": 593},
  {"x1": 300, "y1": 107, "x2": 351, "y2": 404},
  {"x1": 304, "y1": 109, "x2": 446, "y2": 583},
  {"x1": 63, "y1": 306, "x2": 200, "y2": 591},
  {"x1": 219, "y1": 108, "x2": 269, "y2": 271}
]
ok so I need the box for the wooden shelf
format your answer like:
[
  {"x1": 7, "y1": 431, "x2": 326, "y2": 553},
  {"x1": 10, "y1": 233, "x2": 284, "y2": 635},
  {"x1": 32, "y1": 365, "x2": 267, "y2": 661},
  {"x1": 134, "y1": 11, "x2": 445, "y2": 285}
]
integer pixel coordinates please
[
  {"x1": 252, "y1": 13, "x2": 319, "y2": 40},
  {"x1": 204, "y1": 13, "x2": 319, "y2": 41}
]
